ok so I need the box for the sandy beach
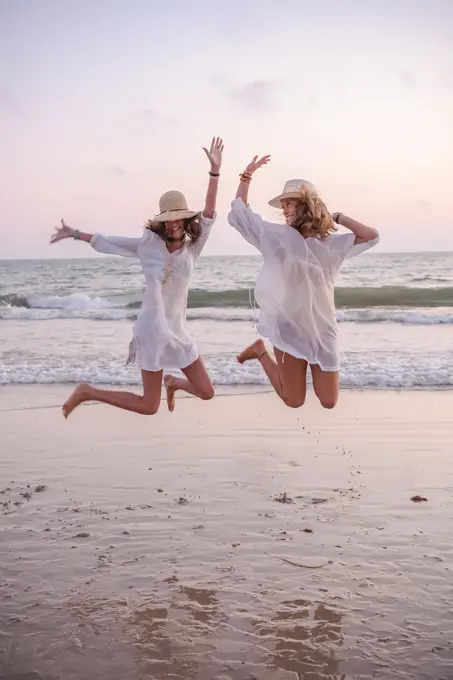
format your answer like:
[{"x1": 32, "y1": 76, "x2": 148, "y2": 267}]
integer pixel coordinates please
[{"x1": 1, "y1": 386, "x2": 453, "y2": 679}]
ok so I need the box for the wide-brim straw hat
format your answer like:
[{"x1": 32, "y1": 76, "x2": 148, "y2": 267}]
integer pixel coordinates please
[
  {"x1": 268, "y1": 178, "x2": 318, "y2": 208},
  {"x1": 152, "y1": 190, "x2": 199, "y2": 222}
]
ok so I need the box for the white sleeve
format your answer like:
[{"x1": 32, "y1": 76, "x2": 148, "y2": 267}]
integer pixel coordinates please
[
  {"x1": 227, "y1": 198, "x2": 266, "y2": 251},
  {"x1": 191, "y1": 212, "x2": 216, "y2": 257},
  {"x1": 90, "y1": 233, "x2": 141, "y2": 258},
  {"x1": 328, "y1": 231, "x2": 380, "y2": 273}
]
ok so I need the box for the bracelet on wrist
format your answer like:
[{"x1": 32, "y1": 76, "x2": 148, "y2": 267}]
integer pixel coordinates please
[
  {"x1": 239, "y1": 172, "x2": 252, "y2": 183},
  {"x1": 209, "y1": 171, "x2": 220, "y2": 177},
  {"x1": 73, "y1": 230, "x2": 81, "y2": 240},
  {"x1": 332, "y1": 212, "x2": 343, "y2": 225}
]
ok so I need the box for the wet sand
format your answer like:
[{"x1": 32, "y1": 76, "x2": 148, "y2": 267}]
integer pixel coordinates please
[{"x1": 1, "y1": 386, "x2": 453, "y2": 679}]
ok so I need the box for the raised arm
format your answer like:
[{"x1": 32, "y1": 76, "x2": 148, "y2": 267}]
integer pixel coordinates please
[
  {"x1": 227, "y1": 155, "x2": 272, "y2": 250},
  {"x1": 190, "y1": 138, "x2": 224, "y2": 257},
  {"x1": 202, "y1": 137, "x2": 224, "y2": 218},
  {"x1": 235, "y1": 154, "x2": 271, "y2": 204},
  {"x1": 50, "y1": 219, "x2": 140, "y2": 258},
  {"x1": 332, "y1": 212, "x2": 379, "y2": 245},
  {"x1": 327, "y1": 212, "x2": 380, "y2": 274}
]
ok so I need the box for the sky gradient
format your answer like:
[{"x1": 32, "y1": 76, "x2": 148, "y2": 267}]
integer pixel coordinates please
[{"x1": 1, "y1": 0, "x2": 452, "y2": 258}]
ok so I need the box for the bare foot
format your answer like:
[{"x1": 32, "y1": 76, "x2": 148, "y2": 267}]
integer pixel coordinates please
[
  {"x1": 62, "y1": 383, "x2": 91, "y2": 419},
  {"x1": 164, "y1": 374, "x2": 177, "y2": 412},
  {"x1": 237, "y1": 339, "x2": 267, "y2": 364}
]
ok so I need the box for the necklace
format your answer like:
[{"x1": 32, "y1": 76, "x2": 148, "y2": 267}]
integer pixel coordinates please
[
  {"x1": 162, "y1": 261, "x2": 172, "y2": 285},
  {"x1": 162, "y1": 239, "x2": 184, "y2": 285}
]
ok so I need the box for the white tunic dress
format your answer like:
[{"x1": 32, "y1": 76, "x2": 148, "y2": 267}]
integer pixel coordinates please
[
  {"x1": 90, "y1": 213, "x2": 215, "y2": 372},
  {"x1": 228, "y1": 198, "x2": 379, "y2": 371}
]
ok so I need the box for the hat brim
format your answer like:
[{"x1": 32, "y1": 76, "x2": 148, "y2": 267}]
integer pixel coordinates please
[
  {"x1": 152, "y1": 209, "x2": 199, "y2": 223},
  {"x1": 268, "y1": 191, "x2": 304, "y2": 209}
]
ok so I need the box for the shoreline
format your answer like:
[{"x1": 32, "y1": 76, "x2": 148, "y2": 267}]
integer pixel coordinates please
[
  {"x1": 0, "y1": 382, "x2": 451, "y2": 416},
  {"x1": 2, "y1": 381, "x2": 453, "y2": 391},
  {"x1": 1, "y1": 382, "x2": 452, "y2": 419}
]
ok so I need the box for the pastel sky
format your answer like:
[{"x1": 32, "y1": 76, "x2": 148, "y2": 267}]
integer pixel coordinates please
[{"x1": 1, "y1": 0, "x2": 452, "y2": 258}]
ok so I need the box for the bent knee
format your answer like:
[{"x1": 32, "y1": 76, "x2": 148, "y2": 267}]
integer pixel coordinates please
[
  {"x1": 319, "y1": 397, "x2": 338, "y2": 410},
  {"x1": 200, "y1": 386, "x2": 215, "y2": 401},
  {"x1": 283, "y1": 394, "x2": 306, "y2": 409},
  {"x1": 142, "y1": 402, "x2": 160, "y2": 416}
]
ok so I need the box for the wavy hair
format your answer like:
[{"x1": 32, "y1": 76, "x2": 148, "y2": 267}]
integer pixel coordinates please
[
  {"x1": 289, "y1": 186, "x2": 337, "y2": 240},
  {"x1": 144, "y1": 214, "x2": 202, "y2": 245}
]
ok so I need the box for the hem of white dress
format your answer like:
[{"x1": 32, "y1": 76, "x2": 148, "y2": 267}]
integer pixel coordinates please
[
  {"x1": 261, "y1": 336, "x2": 340, "y2": 373},
  {"x1": 126, "y1": 337, "x2": 199, "y2": 372}
]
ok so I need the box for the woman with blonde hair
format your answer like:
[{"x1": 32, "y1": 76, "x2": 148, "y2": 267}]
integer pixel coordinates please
[
  {"x1": 50, "y1": 137, "x2": 224, "y2": 417},
  {"x1": 228, "y1": 155, "x2": 379, "y2": 409}
]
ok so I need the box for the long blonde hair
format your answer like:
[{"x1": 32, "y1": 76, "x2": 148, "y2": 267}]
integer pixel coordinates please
[{"x1": 290, "y1": 186, "x2": 337, "y2": 240}]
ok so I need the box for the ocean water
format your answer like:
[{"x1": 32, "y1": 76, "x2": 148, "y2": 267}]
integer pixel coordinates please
[{"x1": 1, "y1": 252, "x2": 453, "y2": 388}]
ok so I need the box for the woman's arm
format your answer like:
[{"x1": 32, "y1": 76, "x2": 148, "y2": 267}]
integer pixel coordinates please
[
  {"x1": 327, "y1": 213, "x2": 380, "y2": 273},
  {"x1": 191, "y1": 138, "x2": 224, "y2": 257},
  {"x1": 202, "y1": 137, "x2": 224, "y2": 218},
  {"x1": 50, "y1": 219, "x2": 140, "y2": 257},
  {"x1": 332, "y1": 213, "x2": 379, "y2": 245},
  {"x1": 227, "y1": 155, "x2": 272, "y2": 250},
  {"x1": 50, "y1": 219, "x2": 93, "y2": 244},
  {"x1": 235, "y1": 154, "x2": 271, "y2": 204}
]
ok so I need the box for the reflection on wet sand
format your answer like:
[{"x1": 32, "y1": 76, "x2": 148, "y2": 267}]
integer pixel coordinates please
[
  {"x1": 63, "y1": 588, "x2": 346, "y2": 679},
  {"x1": 127, "y1": 586, "x2": 228, "y2": 678},
  {"x1": 253, "y1": 599, "x2": 343, "y2": 679}
]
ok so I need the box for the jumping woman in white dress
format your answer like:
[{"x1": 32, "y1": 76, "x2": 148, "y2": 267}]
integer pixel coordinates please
[
  {"x1": 50, "y1": 137, "x2": 224, "y2": 417},
  {"x1": 228, "y1": 155, "x2": 379, "y2": 409}
]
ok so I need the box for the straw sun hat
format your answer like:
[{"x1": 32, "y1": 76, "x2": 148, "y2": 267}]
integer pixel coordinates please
[
  {"x1": 152, "y1": 190, "x2": 199, "y2": 223},
  {"x1": 268, "y1": 179, "x2": 318, "y2": 208}
]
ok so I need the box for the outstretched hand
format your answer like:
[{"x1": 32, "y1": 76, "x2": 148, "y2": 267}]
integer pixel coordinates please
[
  {"x1": 203, "y1": 137, "x2": 224, "y2": 172},
  {"x1": 50, "y1": 219, "x2": 74, "y2": 244},
  {"x1": 244, "y1": 155, "x2": 271, "y2": 175}
]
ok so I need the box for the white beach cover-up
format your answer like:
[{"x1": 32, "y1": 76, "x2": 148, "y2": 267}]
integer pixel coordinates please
[
  {"x1": 228, "y1": 198, "x2": 379, "y2": 371},
  {"x1": 90, "y1": 214, "x2": 215, "y2": 371}
]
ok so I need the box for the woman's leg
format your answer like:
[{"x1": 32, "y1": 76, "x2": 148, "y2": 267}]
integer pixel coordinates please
[
  {"x1": 237, "y1": 339, "x2": 307, "y2": 408},
  {"x1": 310, "y1": 364, "x2": 339, "y2": 409},
  {"x1": 163, "y1": 357, "x2": 214, "y2": 412},
  {"x1": 237, "y1": 339, "x2": 283, "y2": 397},
  {"x1": 62, "y1": 369, "x2": 163, "y2": 418}
]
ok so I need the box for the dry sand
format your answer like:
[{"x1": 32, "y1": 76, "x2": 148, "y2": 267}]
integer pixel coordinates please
[{"x1": 1, "y1": 386, "x2": 453, "y2": 679}]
